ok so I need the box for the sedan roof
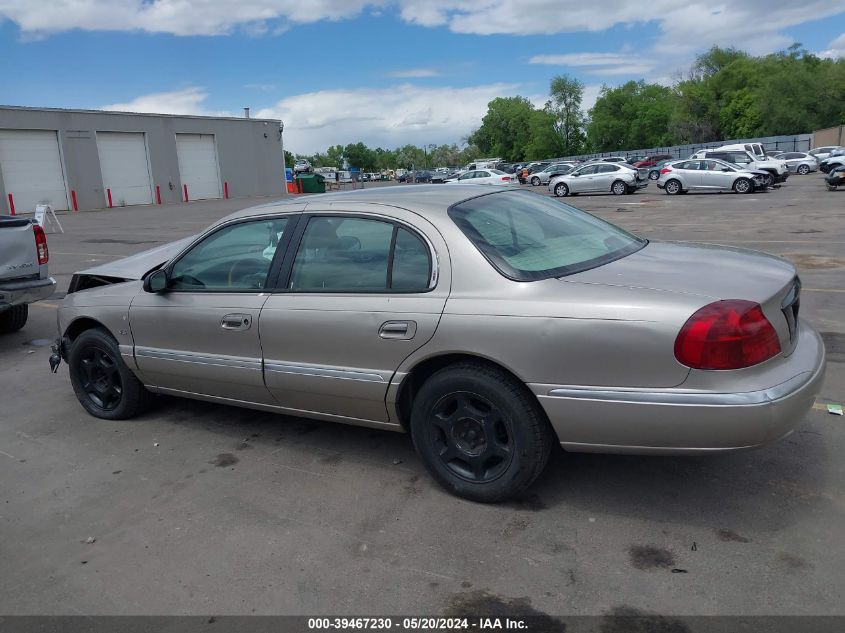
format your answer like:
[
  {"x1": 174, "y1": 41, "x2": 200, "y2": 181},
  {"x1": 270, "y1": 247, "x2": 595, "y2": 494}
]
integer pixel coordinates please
[{"x1": 222, "y1": 184, "x2": 505, "y2": 224}]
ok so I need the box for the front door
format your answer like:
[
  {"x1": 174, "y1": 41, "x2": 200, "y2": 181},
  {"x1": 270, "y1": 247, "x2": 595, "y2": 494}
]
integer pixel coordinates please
[
  {"x1": 569, "y1": 165, "x2": 597, "y2": 193},
  {"x1": 259, "y1": 206, "x2": 449, "y2": 424},
  {"x1": 700, "y1": 160, "x2": 733, "y2": 189},
  {"x1": 130, "y1": 215, "x2": 296, "y2": 403}
]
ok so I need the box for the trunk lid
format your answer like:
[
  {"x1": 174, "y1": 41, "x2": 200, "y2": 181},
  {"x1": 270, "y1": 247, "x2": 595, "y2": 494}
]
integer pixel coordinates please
[
  {"x1": 563, "y1": 241, "x2": 800, "y2": 355},
  {"x1": 0, "y1": 216, "x2": 40, "y2": 282}
]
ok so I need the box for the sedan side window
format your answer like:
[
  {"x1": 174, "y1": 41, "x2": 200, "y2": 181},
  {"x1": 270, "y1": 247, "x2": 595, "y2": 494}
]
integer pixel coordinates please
[
  {"x1": 169, "y1": 218, "x2": 288, "y2": 291},
  {"x1": 289, "y1": 217, "x2": 433, "y2": 293}
]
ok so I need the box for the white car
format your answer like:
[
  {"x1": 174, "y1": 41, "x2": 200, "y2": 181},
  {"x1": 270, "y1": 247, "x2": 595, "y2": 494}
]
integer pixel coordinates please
[
  {"x1": 656, "y1": 158, "x2": 766, "y2": 194},
  {"x1": 809, "y1": 146, "x2": 843, "y2": 161},
  {"x1": 690, "y1": 149, "x2": 788, "y2": 186},
  {"x1": 293, "y1": 159, "x2": 312, "y2": 173},
  {"x1": 548, "y1": 162, "x2": 642, "y2": 197},
  {"x1": 446, "y1": 169, "x2": 516, "y2": 186}
]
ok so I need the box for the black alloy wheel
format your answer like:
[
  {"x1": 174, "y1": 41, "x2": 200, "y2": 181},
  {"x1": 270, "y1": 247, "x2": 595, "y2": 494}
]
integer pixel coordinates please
[
  {"x1": 429, "y1": 391, "x2": 514, "y2": 484},
  {"x1": 77, "y1": 345, "x2": 123, "y2": 411}
]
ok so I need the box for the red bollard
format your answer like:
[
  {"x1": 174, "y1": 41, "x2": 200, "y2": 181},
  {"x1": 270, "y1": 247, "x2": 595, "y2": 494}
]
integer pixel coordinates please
[
  {"x1": 155, "y1": 185, "x2": 162, "y2": 205},
  {"x1": 224, "y1": 181, "x2": 229, "y2": 199},
  {"x1": 71, "y1": 190, "x2": 79, "y2": 212},
  {"x1": 106, "y1": 188, "x2": 113, "y2": 208},
  {"x1": 7, "y1": 193, "x2": 15, "y2": 215},
  {"x1": 183, "y1": 184, "x2": 189, "y2": 202}
]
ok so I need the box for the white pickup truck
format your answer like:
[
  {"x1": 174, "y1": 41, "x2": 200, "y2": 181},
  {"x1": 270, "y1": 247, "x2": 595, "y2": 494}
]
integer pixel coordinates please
[{"x1": 0, "y1": 216, "x2": 56, "y2": 333}]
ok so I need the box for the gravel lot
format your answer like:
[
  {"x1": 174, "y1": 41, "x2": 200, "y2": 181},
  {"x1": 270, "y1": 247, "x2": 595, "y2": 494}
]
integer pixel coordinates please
[{"x1": 1, "y1": 175, "x2": 843, "y2": 617}]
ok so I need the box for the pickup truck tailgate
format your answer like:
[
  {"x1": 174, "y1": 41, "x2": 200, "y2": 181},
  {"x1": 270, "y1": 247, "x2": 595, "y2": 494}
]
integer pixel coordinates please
[{"x1": 0, "y1": 216, "x2": 41, "y2": 282}]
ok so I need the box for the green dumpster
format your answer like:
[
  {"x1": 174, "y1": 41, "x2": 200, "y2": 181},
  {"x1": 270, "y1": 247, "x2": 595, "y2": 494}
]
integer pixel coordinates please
[{"x1": 295, "y1": 173, "x2": 326, "y2": 193}]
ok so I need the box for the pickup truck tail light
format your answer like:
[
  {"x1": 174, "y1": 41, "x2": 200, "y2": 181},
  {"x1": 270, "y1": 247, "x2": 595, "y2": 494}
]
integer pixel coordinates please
[
  {"x1": 674, "y1": 300, "x2": 781, "y2": 370},
  {"x1": 33, "y1": 223, "x2": 49, "y2": 265}
]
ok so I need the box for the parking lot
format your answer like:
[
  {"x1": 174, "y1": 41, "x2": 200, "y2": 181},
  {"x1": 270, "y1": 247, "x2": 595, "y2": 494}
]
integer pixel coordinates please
[{"x1": 1, "y1": 175, "x2": 843, "y2": 618}]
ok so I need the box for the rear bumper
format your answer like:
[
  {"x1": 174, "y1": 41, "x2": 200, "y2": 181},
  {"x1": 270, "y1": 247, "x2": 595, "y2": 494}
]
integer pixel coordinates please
[
  {"x1": 0, "y1": 277, "x2": 55, "y2": 311},
  {"x1": 532, "y1": 322, "x2": 826, "y2": 454}
]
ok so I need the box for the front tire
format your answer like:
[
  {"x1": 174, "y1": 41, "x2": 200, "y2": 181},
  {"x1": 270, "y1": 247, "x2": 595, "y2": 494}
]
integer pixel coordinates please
[
  {"x1": 648, "y1": 170, "x2": 660, "y2": 180},
  {"x1": 797, "y1": 164, "x2": 810, "y2": 175},
  {"x1": 530, "y1": 176, "x2": 540, "y2": 186},
  {"x1": 553, "y1": 182, "x2": 569, "y2": 197},
  {"x1": 0, "y1": 304, "x2": 28, "y2": 334},
  {"x1": 733, "y1": 177, "x2": 753, "y2": 194},
  {"x1": 68, "y1": 328, "x2": 153, "y2": 420},
  {"x1": 664, "y1": 179, "x2": 682, "y2": 195},
  {"x1": 763, "y1": 172, "x2": 775, "y2": 187},
  {"x1": 611, "y1": 180, "x2": 628, "y2": 195},
  {"x1": 410, "y1": 363, "x2": 554, "y2": 503}
]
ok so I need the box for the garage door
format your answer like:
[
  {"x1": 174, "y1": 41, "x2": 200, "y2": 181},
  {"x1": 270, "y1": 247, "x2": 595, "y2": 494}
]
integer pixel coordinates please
[
  {"x1": 175, "y1": 133, "x2": 221, "y2": 200},
  {"x1": 97, "y1": 132, "x2": 153, "y2": 206},
  {"x1": 0, "y1": 129, "x2": 68, "y2": 212}
]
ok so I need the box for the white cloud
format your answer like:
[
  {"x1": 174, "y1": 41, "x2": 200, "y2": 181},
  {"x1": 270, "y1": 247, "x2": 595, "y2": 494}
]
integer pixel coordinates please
[
  {"x1": 101, "y1": 86, "x2": 232, "y2": 117},
  {"x1": 529, "y1": 52, "x2": 655, "y2": 77},
  {"x1": 254, "y1": 83, "x2": 522, "y2": 153},
  {"x1": 385, "y1": 68, "x2": 441, "y2": 78},
  {"x1": 1, "y1": 1, "x2": 841, "y2": 57},
  {"x1": 0, "y1": 0, "x2": 385, "y2": 36},
  {"x1": 819, "y1": 32, "x2": 845, "y2": 59}
]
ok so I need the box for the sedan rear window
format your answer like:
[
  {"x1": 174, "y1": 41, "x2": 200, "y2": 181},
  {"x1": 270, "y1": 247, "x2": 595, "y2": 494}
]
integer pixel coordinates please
[{"x1": 449, "y1": 190, "x2": 646, "y2": 281}]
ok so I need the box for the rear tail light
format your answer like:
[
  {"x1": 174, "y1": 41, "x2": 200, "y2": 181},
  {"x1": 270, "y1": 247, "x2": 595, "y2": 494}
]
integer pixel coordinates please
[
  {"x1": 501, "y1": 176, "x2": 510, "y2": 181},
  {"x1": 660, "y1": 167, "x2": 673, "y2": 174},
  {"x1": 674, "y1": 300, "x2": 781, "y2": 370},
  {"x1": 33, "y1": 223, "x2": 49, "y2": 265}
]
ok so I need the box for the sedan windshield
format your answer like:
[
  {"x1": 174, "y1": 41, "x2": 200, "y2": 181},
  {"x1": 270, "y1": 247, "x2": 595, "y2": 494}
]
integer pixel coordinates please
[{"x1": 449, "y1": 190, "x2": 646, "y2": 281}]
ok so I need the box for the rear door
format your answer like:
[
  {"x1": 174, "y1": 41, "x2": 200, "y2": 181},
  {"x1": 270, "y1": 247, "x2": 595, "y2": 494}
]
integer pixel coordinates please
[
  {"x1": 130, "y1": 213, "x2": 299, "y2": 403},
  {"x1": 595, "y1": 164, "x2": 621, "y2": 191},
  {"x1": 259, "y1": 204, "x2": 450, "y2": 424}
]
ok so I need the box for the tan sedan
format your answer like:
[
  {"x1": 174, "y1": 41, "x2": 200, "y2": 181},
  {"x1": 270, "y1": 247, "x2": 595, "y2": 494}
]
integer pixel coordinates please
[{"x1": 52, "y1": 187, "x2": 825, "y2": 502}]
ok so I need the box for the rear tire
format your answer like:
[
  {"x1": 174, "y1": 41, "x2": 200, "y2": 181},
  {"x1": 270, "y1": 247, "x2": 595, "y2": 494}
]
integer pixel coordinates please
[
  {"x1": 410, "y1": 362, "x2": 554, "y2": 503},
  {"x1": 0, "y1": 304, "x2": 28, "y2": 334},
  {"x1": 530, "y1": 176, "x2": 540, "y2": 186},
  {"x1": 611, "y1": 180, "x2": 628, "y2": 195},
  {"x1": 664, "y1": 179, "x2": 682, "y2": 195},
  {"x1": 553, "y1": 182, "x2": 569, "y2": 197},
  {"x1": 733, "y1": 177, "x2": 753, "y2": 194},
  {"x1": 68, "y1": 328, "x2": 153, "y2": 420}
]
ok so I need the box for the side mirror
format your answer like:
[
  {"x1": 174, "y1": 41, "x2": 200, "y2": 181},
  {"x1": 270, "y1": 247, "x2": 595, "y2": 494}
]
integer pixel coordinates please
[{"x1": 143, "y1": 269, "x2": 168, "y2": 293}]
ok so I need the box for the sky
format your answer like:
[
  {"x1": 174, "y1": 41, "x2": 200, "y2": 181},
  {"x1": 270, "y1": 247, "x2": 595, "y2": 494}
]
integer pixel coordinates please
[{"x1": 1, "y1": 1, "x2": 843, "y2": 155}]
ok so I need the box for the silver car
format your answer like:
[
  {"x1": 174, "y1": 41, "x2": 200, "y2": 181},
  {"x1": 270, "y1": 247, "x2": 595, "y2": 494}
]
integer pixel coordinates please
[
  {"x1": 774, "y1": 152, "x2": 818, "y2": 175},
  {"x1": 549, "y1": 162, "x2": 644, "y2": 197},
  {"x1": 657, "y1": 159, "x2": 766, "y2": 194},
  {"x1": 529, "y1": 162, "x2": 575, "y2": 186},
  {"x1": 52, "y1": 187, "x2": 825, "y2": 502}
]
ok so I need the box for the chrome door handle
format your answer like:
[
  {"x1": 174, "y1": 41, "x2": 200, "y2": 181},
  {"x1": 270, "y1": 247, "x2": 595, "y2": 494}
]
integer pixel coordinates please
[
  {"x1": 379, "y1": 320, "x2": 416, "y2": 340},
  {"x1": 221, "y1": 313, "x2": 251, "y2": 331}
]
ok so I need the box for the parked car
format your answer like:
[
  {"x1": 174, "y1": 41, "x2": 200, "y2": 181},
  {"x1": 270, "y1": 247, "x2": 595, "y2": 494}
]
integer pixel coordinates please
[
  {"x1": 445, "y1": 169, "x2": 515, "y2": 186},
  {"x1": 549, "y1": 162, "x2": 645, "y2": 197},
  {"x1": 819, "y1": 155, "x2": 845, "y2": 173},
  {"x1": 632, "y1": 154, "x2": 674, "y2": 168},
  {"x1": 647, "y1": 159, "x2": 674, "y2": 181},
  {"x1": 809, "y1": 146, "x2": 843, "y2": 161},
  {"x1": 412, "y1": 170, "x2": 433, "y2": 183},
  {"x1": 0, "y1": 216, "x2": 55, "y2": 333},
  {"x1": 716, "y1": 143, "x2": 767, "y2": 159},
  {"x1": 656, "y1": 159, "x2": 766, "y2": 195},
  {"x1": 599, "y1": 156, "x2": 628, "y2": 163},
  {"x1": 51, "y1": 186, "x2": 825, "y2": 502},
  {"x1": 691, "y1": 149, "x2": 788, "y2": 186},
  {"x1": 530, "y1": 162, "x2": 575, "y2": 186},
  {"x1": 293, "y1": 159, "x2": 312, "y2": 174},
  {"x1": 826, "y1": 164, "x2": 845, "y2": 190},
  {"x1": 517, "y1": 162, "x2": 550, "y2": 184},
  {"x1": 772, "y1": 152, "x2": 818, "y2": 175}
]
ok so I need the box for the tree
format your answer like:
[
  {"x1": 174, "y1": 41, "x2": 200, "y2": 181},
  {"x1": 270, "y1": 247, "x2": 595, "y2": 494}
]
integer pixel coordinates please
[
  {"x1": 283, "y1": 150, "x2": 294, "y2": 169},
  {"x1": 587, "y1": 80, "x2": 675, "y2": 151},
  {"x1": 546, "y1": 75, "x2": 587, "y2": 155},
  {"x1": 468, "y1": 96, "x2": 536, "y2": 161}
]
